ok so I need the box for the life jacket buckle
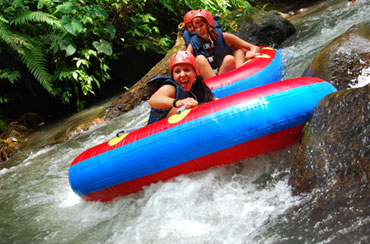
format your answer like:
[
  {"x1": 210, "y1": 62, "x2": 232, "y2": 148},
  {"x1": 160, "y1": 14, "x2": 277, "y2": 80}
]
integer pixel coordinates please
[
  {"x1": 203, "y1": 42, "x2": 214, "y2": 50},
  {"x1": 207, "y1": 56, "x2": 215, "y2": 63}
]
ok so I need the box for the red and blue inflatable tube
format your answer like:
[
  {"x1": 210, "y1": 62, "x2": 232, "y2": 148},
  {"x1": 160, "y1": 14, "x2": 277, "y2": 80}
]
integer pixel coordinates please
[
  {"x1": 69, "y1": 77, "x2": 337, "y2": 202},
  {"x1": 205, "y1": 47, "x2": 283, "y2": 98}
]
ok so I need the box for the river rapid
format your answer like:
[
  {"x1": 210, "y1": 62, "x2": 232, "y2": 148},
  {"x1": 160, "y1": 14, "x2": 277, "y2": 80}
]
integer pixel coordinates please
[{"x1": 1, "y1": 0, "x2": 369, "y2": 243}]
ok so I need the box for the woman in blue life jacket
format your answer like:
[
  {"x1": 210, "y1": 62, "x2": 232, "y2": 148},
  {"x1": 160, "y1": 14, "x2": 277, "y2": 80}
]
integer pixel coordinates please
[
  {"x1": 147, "y1": 51, "x2": 216, "y2": 124},
  {"x1": 186, "y1": 9, "x2": 260, "y2": 79},
  {"x1": 182, "y1": 10, "x2": 222, "y2": 49}
]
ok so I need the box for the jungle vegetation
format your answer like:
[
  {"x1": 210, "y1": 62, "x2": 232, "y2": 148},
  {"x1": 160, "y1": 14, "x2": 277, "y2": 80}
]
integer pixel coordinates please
[{"x1": 0, "y1": 0, "x2": 258, "y2": 131}]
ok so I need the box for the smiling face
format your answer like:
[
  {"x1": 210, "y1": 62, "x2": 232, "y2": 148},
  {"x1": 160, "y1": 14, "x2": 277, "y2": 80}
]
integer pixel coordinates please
[
  {"x1": 172, "y1": 64, "x2": 197, "y2": 92},
  {"x1": 192, "y1": 17, "x2": 209, "y2": 38}
]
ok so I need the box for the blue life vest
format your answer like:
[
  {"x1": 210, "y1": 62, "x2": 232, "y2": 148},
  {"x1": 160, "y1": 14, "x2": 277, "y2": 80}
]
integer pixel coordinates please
[
  {"x1": 183, "y1": 30, "x2": 194, "y2": 48},
  {"x1": 183, "y1": 17, "x2": 222, "y2": 48},
  {"x1": 190, "y1": 28, "x2": 233, "y2": 70},
  {"x1": 147, "y1": 75, "x2": 194, "y2": 124}
]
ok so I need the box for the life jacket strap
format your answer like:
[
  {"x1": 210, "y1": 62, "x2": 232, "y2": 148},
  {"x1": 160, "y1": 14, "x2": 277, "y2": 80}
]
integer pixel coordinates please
[{"x1": 202, "y1": 36, "x2": 214, "y2": 49}]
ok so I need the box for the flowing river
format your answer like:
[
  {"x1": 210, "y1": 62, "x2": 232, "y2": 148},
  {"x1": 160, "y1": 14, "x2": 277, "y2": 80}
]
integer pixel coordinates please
[{"x1": 1, "y1": 0, "x2": 369, "y2": 243}]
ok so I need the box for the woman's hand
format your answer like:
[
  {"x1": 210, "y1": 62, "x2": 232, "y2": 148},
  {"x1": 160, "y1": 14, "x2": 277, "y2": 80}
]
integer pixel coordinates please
[
  {"x1": 175, "y1": 97, "x2": 198, "y2": 109},
  {"x1": 167, "y1": 97, "x2": 198, "y2": 117},
  {"x1": 246, "y1": 50, "x2": 257, "y2": 60}
]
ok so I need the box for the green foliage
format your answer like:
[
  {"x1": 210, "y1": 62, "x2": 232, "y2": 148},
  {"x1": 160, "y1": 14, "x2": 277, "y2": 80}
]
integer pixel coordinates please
[
  {"x1": 0, "y1": 69, "x2": 21, "y2": 85},
  {"x1": 157, "y1": 0, "x2": 255, "y2": 17},
  {"x1": 0, "y1": 18, "x2": 55, "y2": 95},
  {"x1": 11, "y1": 10, "x2": 64, "y2": 30},
  {"x1": 0, "y1": 0, "x2": 258, "y2": 120},
  {"x1": 156, "y1": 0, "x2": 256, "y2": 32},
  {"x1": 111, "y1": 0, "x2": 174, "y2": 53},
  {"x1": 0, "y1": 119, "x2": 6, "y2": 132},
  {"x1": 0, "y1": 0, "x2": 117, "y2": 111}
]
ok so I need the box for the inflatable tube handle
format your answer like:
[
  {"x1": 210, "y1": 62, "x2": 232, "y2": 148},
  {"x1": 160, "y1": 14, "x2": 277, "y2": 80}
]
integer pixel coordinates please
[
  {"x1": 115, "y1": 106, "x2": 186, "y2": 137},
  {"x1": 177, "y1": 105, "x2": 187, "y2": 114},
  {"x1": 116, "y1": 126, "x2": 144, "y2": 137}
]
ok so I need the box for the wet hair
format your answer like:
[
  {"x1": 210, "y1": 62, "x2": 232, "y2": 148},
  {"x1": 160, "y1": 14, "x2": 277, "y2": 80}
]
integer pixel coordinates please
[{"x1": 191, "y1": 76, "x2": 215, "y2": 103}]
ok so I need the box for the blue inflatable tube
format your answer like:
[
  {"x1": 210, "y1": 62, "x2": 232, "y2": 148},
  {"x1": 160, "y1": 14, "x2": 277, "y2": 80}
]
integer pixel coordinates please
[{"x1": 69, "y1": 77, "x2": 337, "y2": 202}]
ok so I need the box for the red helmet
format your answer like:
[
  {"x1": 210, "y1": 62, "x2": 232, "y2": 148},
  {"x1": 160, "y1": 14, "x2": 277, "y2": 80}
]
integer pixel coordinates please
[
  {"x1": 191, "y1": 9, "x2": 214, "y2": 28},
  {"x1": 184, "y1": 10, "x2": 196, "y2": 30},
  {"x1": 170, "y1": 51, "x2": 199, "y2": 76}
]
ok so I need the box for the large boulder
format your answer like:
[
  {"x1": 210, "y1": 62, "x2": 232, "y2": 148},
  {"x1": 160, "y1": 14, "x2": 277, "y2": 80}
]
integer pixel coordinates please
[
  {"x1": 287, "y1": 24, "x2": 369, "y2": 238},
  {"x1": 302, "y1": 25, "x2": 370, "y2": 90},
  {"x1": 289, "y1": 85, "x2": 370, "y2": 194},
  {"x1": 291, "y1": 25, "x2": 370, "y2": 195},
  {"x1": 284, "y1": 85, "x2": 370, "y2": 242},
  {"x1": 231, "y1": 10, "x2": 296, "y2": 48}
]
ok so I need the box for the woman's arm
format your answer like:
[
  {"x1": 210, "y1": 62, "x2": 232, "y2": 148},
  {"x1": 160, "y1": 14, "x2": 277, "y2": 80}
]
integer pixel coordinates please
[
  {"x1": 148, "y1": 84, "x2": 176, "y2": 109},
  {"x1": 223, "y1": 32, "x2": 260, "y2": 58},
  {"x1": 186, "y1": 43, "x2": 194, "y2": 54},
  {"x1": 149, "y1": 84, "x2": 198, "y2": 111}
]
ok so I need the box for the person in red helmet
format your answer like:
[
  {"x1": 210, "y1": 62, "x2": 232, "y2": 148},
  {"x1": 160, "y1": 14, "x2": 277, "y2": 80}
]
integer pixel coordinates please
[
  {"x1": 184, "y1": 10, "x2": 196, "y2": 33},
  {"x1": 187, "y1": 9, "x2": 260, "y2": 79},
  {"x1": 183, "y1": 9, "x2": 222, "y2": 48},
  {"x1": 147, "y1": 51, "x2": 215, "y2": 124}
]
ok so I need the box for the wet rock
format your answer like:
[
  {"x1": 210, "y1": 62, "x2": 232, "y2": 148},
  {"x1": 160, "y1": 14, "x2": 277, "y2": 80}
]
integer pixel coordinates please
[
  {"x1": 231, "y1": 10, "x2": 296, "y2": 48},
  {"x1": 290, "y1": 85, "x2": 369, "y2": 194},
  {"x1": 47, "y1": 117, "x2": 104, "y2": 145},
  {"x1": 16, "y1": 112, "x2": 44, "y2": 129},
  {"x1": 265, "y1": 179, "x2": 369, "y2": 243},
  {"x1": 0, "y1": 121, "x2": 32, "y2": 162},
  {"x1": 284, "y1": 85, "x2": 370, "y2": 242},
  {"x1": 302, "y1": 25, "x2": 370, "y2": 90}
]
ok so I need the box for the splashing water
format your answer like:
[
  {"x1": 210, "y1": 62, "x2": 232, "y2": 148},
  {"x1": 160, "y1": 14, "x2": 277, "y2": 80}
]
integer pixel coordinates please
[{"x1": 350, "y1": 66, "x2": 370, "y2": 88}]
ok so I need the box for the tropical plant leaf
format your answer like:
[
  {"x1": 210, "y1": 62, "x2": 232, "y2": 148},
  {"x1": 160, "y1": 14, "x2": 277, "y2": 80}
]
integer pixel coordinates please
[
  {"x1": 85, "y1": 4, "x2": 108, "y2": 18},
  {"x1": 0, "y1": 16, "x2": 9, "y2": 24},
  {"x1": 59, "y1": 40, "x2": 76, "y2": 57},
  {"x1": 11, "y1": 11, "x2": 64, "y2": 31},
  {"x1": 62, "y1": 16, "x2": 83, "y2": 36},
  {"x1": 0, "y1": 22, "x2": 27, "y2": 49},
  {"x1": 0, "y1": 119, "x2": 7, "y2": 132},
  {"x1": 93, "y1": 39, "x2": 112, "y2": 55},
  {"x1": 0, "y1": 19, "x2": 55, "y2": 94},
  {"x1": 19, "y1": 45, "x2": 55, "y2": 95},
  {"x1": 105, "y1": 22, "x2": 116, "y2": 39},
  {"x1": 157, "y1": 0, "x2": 175, "y2": 13},
  {"x1": 56, "y1": 1, "x2": 76, "y2": 14},
  {"x1": 0, "y1": 69, "x2": 21, "y2": 84}
]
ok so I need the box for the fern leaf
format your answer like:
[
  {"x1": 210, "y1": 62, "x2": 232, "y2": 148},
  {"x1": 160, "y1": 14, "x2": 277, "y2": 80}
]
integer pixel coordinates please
[
  {"x1": 0, "y1": 22, "x2": 55, "y2": 95},
  {"x1": 19, "y1": 45, "x2": 55, "y2": 95},
  {"x1": 0, "y1": 16, "x2": 9, "y2": 24},
  {"x1": 11, "y1": 11, "x2": 64, "y2": 31},
  {"x1": 0, "y1": 22, "x2": 31, "y2": 58}
]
